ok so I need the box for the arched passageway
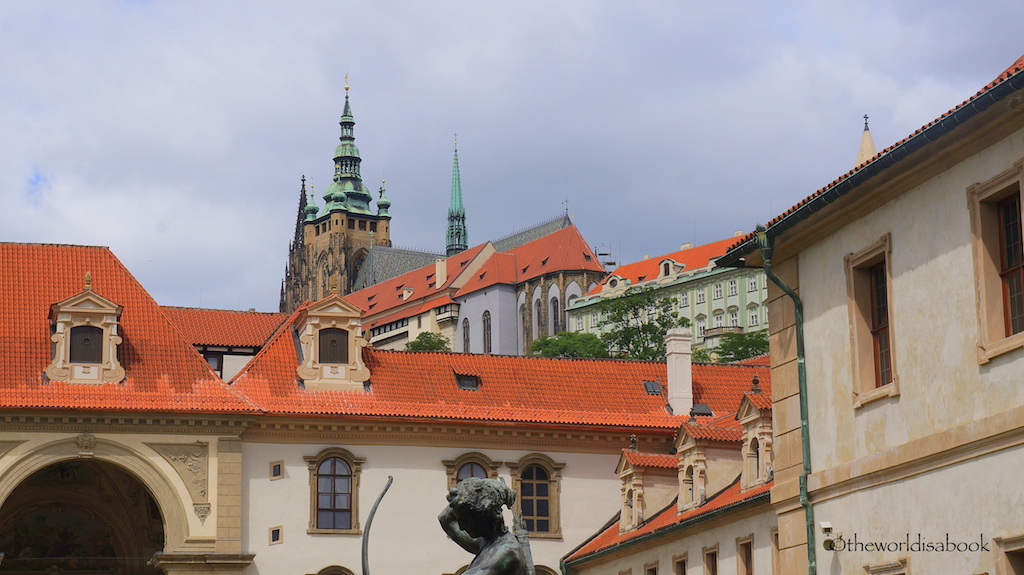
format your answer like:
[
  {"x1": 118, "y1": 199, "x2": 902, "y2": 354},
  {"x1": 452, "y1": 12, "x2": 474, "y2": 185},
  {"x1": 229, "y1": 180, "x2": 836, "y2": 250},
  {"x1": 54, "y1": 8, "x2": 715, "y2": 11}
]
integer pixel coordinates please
[{"x1": 0, "y1": 459, "x2": 164, "y2": 574}]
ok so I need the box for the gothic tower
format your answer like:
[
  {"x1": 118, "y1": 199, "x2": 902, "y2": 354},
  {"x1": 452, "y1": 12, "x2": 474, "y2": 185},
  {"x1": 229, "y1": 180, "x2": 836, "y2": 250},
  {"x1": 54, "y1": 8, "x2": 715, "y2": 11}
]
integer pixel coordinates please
[
  {"x1": 280, "y1": 82, "x2": 393, "y2": 312},
  {"x1": 446, "y1": 140, "x2": 468, "y2": 256}
]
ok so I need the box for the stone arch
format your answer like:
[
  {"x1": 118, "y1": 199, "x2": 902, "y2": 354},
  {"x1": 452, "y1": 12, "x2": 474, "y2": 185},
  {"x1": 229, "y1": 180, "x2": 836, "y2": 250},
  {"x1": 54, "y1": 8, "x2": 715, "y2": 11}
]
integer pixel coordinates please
[{"x1": 0, "y1": 437, "x2": 191, "y2": 553}]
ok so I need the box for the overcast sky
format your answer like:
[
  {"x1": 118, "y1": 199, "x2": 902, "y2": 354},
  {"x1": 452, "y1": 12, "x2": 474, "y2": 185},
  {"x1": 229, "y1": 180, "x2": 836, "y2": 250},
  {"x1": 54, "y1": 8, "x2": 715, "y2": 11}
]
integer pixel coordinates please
[{"x1": 2, "y1": 1, "x2": 1022, "y2": 312}]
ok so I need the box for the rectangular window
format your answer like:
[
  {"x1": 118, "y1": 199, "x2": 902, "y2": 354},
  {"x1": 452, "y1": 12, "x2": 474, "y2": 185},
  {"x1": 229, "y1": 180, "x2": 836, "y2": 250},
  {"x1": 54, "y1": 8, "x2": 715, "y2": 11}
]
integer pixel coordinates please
[
  {"x1": 575, "y1": 316, "x2": 583, "y2": 331},
  {"x1": 729, "y1": 311, "x2": 738, "y2": 327},
  {"x1": 680, "y1": 292, "x2": 689, "y2": 307},
  {"x1": 673, "y1": 555, "x2": 687, "y2": 575},
  {"x1": 645, "y1": 562, "x2": 659, "y2": 575},
  {"x1": 269, "y1": 526, "x2": 283, "y2": 545},
  {"x1": 591, "y1": 311, "x2": 598, "y2": 326},
  {"x1": 703, "y1": 548, "x2": 718, "y2": 575},
  {"x1": 728, "y1": 280, "x2": 737, "y2": 296},
  {"x1": 714, "y1": 314, "x2": 723, "y2": 328},
  {"x1": 697, "y1": 318, "x2": 706, "y2": 338},
  {"x1": 845, "y1": 233, "x2": 899, "y2": 406},
  {"x1": 270, "y1": 460, "x2": 284, "y2": 480},
  {"x1": 713, "y1": 284, "x2": 722, "y2": 299},
  {"x1": 967, "y1": 160, "x2": 1024, "y2": 362},
  {"x1": 748, "y1": 307, "x2": 759, "y2": 326},
  {"x1": 697, "y1": 289, "x2": 705, "y2": 304},
  {"x1": 737, "y1": 537, "x2": 753, "y2": 575},
  {"x1": 318, "y1": 328, "x2": 349, "y2": 364},
  {"x1": 748, "y1": 276, "x2": 758, "y2": 292}
]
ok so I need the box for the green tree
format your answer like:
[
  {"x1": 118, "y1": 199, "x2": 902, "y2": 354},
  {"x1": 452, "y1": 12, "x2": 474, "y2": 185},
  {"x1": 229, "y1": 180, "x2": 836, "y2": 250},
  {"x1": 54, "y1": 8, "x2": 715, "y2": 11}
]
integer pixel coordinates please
[
  {"x1": 531, "y1": 331, "x2": 609, "y2": 358},
  {"x1": 691, "y1": 347, "x2": 712, "y2": 363},
  {"x1": 713, "y1": 330, "x2": 769, "y2": 362},
  {"x1": 596, "y1": 286, "x2": 688, "y2": 361},
  {"x1": 405, "y1": 332, "x2": 452, "y2": 352}
]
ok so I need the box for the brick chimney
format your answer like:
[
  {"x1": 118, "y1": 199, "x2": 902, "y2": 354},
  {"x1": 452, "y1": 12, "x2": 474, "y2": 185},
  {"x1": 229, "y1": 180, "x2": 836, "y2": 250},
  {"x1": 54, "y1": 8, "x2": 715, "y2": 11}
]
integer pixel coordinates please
[{"x1": 665, "y1": 328, "x2": 693, "y2": 416}]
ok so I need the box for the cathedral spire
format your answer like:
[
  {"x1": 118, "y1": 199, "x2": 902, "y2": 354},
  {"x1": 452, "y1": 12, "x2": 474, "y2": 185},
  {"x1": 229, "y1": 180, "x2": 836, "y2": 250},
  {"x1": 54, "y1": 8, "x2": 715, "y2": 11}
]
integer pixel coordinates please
[
  {"x1": 855, "y1": 114, "x2": 877, "y2": 167},
  {"x1": 446, "y1": 137, "x2": 468, "y2": 256},
  {"x1": 324, "y1": 77, "x2": 374, "y2": 214},
  {"x1": 293, "y1": 175, "x2": 308, "y2": 246}
]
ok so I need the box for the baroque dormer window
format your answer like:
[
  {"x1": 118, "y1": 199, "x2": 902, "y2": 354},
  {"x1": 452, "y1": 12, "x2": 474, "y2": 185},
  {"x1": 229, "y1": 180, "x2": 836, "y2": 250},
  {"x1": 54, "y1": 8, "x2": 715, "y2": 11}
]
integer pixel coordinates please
[
  {"x1": 46, "y1": 273, "x2": 125, "y2": 384},
  {"x1": 737, "y1": 389, "x2": 773, "y2": 490},
  {"x1": 295, "y1": 293, "x2": 370, "y2": 391}
]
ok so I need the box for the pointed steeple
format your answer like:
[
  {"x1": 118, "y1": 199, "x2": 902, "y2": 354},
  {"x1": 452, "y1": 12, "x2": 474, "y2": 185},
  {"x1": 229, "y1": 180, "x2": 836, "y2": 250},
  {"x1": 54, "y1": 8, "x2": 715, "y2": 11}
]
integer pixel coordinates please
[
  {"x1": 446, "y1": 137, "x2": 468, "y2": 256},
  {"x1": 292, "y1": 176, "x2": 309, "y2": 246},
  {"x1": 327, "y1": 76, "x2": 374, "y2": 214},
  {"x1": 855, "y1": 114, "x2": 877, "y2": 167}
]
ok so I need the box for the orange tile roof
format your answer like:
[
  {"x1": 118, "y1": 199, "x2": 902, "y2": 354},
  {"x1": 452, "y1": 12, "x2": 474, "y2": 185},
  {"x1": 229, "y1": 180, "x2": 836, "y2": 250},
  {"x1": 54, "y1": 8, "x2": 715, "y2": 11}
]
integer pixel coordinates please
[
  {"x1": 723, "y1": 54, "x2": 1024, "y2": 264},
  {"x1": 565, "y1": 477, "x2": 773, "y2": 564},
  {"x1": 587, "y1": 237, "x2": 738, "y2": 295},
  {"x1": 161, "y1": 306, "x2": 287, "y2": 347},
  {"x1": 232, "y1": 317, "x2": 771, "y2": 428},
  {"x1": 343, "y1": 243, "x2": 488, "y2": 321},
  {"x1": 0, "y1": 243, "x2": 256, "y2": 414},
  {"x1": 622, "y1": 450, "x2": 678, "y2": 469},
  {"x1": 743, "y1": 391, "x2": 772, "y2": 411},
  {"x1": 456, "y1": 225, "x2": 605, "y2": 297},
  {"x1": 733, "y1": 354, "x2": 769, "y2": 366},
  {"x1": 680, "y1": 418, "x2": 744, "y2": 442}
]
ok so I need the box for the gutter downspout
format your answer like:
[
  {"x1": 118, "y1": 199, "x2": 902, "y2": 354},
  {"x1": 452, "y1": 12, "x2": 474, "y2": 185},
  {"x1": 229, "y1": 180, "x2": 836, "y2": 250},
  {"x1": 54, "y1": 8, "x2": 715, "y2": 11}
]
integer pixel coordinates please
[{"x1": 755, "y1": 224, "x2": 817, "y2": 575}]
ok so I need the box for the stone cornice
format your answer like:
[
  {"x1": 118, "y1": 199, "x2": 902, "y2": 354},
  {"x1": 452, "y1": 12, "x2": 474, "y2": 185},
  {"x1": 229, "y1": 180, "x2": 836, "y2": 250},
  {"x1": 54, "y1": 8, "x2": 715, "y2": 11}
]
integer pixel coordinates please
[
  {"x1": 0, "y1": 412, "x2": 255, "y2": 435},
  {"x1": 243, "y1": 418, "x2": 675, "y2": 453}
]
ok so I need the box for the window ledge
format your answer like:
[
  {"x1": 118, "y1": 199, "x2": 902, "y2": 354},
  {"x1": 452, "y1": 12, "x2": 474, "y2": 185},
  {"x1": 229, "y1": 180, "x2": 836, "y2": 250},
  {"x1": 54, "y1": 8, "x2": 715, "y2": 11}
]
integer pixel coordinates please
[
  {"x1": 307, "y1": 528, "x2": 362, "y2": 536},
  {"x1": 853, "y1": 381, "x2": 899, "y2": 410},
  {"x1": 977, "y1": 331, "x2": 1024, "y2": 364},
  {"x1": 527, "y1": 532, "x2": 562, "y2": 540}
]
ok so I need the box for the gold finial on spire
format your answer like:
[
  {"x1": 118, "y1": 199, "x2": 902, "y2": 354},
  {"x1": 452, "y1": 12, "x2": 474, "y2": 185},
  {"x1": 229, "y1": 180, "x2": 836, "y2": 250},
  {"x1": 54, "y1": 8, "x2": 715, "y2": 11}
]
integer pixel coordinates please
[
  {"x1": 84, "y1": 271, "x2": 93, "y2": 291},
  {"x1": 345, "y1": 73, "x2": 350, "y2": 92}
]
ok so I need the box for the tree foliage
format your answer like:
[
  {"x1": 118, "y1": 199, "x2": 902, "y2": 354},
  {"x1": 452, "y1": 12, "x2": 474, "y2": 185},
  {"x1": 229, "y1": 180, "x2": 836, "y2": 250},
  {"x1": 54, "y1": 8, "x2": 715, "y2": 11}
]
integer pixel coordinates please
[
  {"x1": 405, "y1": 331, "x2": 452, "y2": 352},
  {"x1": 713, "y1": 330, "x2": 769, "y2": 363},
  {"x1": 531, "y1": 331, "x2": 609, "y2": 358},
  {"x1": 691, "y1": 347, "x2": 712, "y2": 363},
  {"x1": 596, "y1": 286, "x2": 688, "y2": 361}
]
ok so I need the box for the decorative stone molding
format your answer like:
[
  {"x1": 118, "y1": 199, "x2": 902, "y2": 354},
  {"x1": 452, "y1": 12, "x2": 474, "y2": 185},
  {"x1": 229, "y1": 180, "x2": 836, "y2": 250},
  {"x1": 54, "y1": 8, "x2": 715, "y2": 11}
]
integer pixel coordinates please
[
  {"x1": 194, "y1": 503, "x2": 212, "y2": 524},
  {"x1": 77, "y1": 432, "x2": 96, "y2": 458},
  {"x1": 0, "y1": 441, "x2": 25, "y2": 459},
  {"x1": 148, "y1": 442, "x2": 209, "y2": 504},
  {"x1": 45, "y1": 276, "x2": 125, "y2": 384}
]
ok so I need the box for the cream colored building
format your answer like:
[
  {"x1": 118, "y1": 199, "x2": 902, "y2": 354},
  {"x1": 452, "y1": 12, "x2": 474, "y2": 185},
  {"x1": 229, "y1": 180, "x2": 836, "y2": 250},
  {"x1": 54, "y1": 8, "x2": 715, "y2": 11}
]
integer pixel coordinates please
[{"x1": 718, "y1": 54, "x2": 1024, "y2": 574}]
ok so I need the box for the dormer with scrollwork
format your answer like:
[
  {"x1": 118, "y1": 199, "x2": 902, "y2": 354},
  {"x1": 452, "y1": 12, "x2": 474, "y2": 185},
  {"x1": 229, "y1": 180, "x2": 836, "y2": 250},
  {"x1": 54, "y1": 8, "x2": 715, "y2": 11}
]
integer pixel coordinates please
[
  {"x1": 736, "y1": 383, "x2": 773, "y2": 490},
  {"x1": 46, "y1": 273, "x2": 125, "y2": 384},
  {"x1": 295, "y1": 292, "x2": 370, "y2": 391},
  {"x1": 674, "y1": 423, "x2": 743, "y2": 512}
]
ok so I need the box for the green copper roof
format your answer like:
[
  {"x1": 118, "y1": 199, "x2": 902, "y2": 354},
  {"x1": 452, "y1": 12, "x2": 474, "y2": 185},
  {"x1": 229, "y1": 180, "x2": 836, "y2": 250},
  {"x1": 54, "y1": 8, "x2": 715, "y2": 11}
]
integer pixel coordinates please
[
  {"x1": 446, "y1": 141, "x2": 468, "y2": 256},
  {"x1": 377, "y1": 182, "x2": 391, "y2": 217}
]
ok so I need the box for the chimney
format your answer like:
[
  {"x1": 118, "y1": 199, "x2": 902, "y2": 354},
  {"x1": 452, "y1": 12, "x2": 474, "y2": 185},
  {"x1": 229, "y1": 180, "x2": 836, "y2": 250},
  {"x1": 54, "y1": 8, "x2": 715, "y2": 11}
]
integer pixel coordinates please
[
  {"x1": 435, "y1": 257, "x2": 447, "y2": 288},
  {"x1": 665, "y1": 328, "x2": 693, "y2": 416}
]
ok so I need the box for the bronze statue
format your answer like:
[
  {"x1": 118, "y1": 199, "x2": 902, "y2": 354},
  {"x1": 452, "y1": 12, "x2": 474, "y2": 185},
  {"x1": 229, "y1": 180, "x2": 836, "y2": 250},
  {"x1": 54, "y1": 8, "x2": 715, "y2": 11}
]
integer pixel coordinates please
[{"x1": 439, "y1": 478, "x2": 531, "y2": 575}]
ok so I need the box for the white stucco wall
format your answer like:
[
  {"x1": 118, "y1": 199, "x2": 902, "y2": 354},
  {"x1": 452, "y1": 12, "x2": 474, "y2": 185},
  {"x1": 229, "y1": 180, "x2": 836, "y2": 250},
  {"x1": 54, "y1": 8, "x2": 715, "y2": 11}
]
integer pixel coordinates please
[
  {"x1": 456, "y1": 285, "x2": 519, "y2": 354},
  {"x1": 242, "y1": 442, "x2": 625, "y2": 575}
]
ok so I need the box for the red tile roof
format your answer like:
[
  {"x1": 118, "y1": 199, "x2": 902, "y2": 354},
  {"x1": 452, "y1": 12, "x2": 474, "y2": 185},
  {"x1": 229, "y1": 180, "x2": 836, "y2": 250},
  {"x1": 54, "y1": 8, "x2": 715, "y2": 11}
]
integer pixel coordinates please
[
  {"x1": 723, "y1": 54, "x2": 1024, "y2": 263},
  {"x1": 0, "y1": 243, "x2": 256, "y2": 414},
  {"x1": 733, "y1": 354, "x2": 769, "y2": 366},
  {"x1": 680, "y1": 417, "x2": 744, "y2": 442},
  {"x1": 743, "y1": 391, "x2": 772, "y2": 411},
  {"x1": 456, "y1": 225, "x2": 605, "y2": 297},
  {"x1": 622, "y1": 450, "x2": 678, "y2": 469},
  {"x1": 161, "y1": 306, "x2": 287, "y2": 347},
  {"x1": 587, "y1": 237, "x2": 738, "y2": 295},
  {"x1": 344, "y1": 243, "x2": 488, "y2": 317},
  {"x1": 565, "y1": 477, "x2": 773, "y2": 564},
  {"x1": 233, "y1": 316, "x2": 772, "y2": 427}
]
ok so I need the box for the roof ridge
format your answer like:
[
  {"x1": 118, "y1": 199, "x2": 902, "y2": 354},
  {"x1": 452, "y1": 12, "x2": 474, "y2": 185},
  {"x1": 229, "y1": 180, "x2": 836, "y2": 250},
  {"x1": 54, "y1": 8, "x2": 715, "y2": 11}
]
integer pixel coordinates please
[
  {"x1": 161, "y1": 305, "x2": 284, "y2": 315},
  {"x1": 0, "y1": 241, "x2": 112, "y2": 249}
]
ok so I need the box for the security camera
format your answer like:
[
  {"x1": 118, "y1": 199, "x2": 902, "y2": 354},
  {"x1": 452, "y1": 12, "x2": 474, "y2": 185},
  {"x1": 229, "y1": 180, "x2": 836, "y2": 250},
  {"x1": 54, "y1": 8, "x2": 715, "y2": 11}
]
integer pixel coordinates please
[
  {"x1": 819, "y1": 522, "x2": 838, "y2": 551},
  {"x1": 819, "y1": 521, "x2": 833, "y2": 535}
]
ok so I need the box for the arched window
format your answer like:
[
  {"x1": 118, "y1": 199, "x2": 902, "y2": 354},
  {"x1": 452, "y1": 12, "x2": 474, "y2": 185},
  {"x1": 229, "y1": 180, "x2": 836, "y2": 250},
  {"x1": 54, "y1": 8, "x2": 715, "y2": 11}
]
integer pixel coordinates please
[
  {"x1": 305, "y1": 448, "x2": 364, "y2": 533},
  {"x1": 457, "y1": 462, "x2": 487, "y2": 482},
  {"x1": 520, "y1": 303, "x2": 529, "y2": 351},
  {"x1": 510, "y1": 454, "x2": 563, "y2": 536},
  {"x1": 746, "y1": 438, "x2": 761, "y2": 486},
  {"x1": 482, "y1": 311, "x2": 492, "y2": 354},
  {"x1": 549, "y1": 297, "x2": 560, "y2": 335},
  {"x1": 663, "y1": 262, "x2": 671, "y2": 276},
  {"x1": 69, "y1": 325, "x2": 103, "y2": 364},
  {"x1": 682, "y1": 465, "x2": 694, "y2": 506},
  {"x1": 534, "y1": 299, "x2": 545, "y2": 338},
  {"x1": 319, "y1": 328, "x2": 349, "y2": 364},
  {"x1": 462, "y1": 318, "x2": 471, "y2": 353},
  {"x1": 443, "y1": 452, "x2": 498, "y2": 488}
]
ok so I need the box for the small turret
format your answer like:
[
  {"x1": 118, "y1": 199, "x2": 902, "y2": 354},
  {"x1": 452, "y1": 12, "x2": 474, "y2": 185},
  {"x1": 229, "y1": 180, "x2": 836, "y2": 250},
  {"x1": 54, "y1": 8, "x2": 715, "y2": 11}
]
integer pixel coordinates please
[{"x1": 377, "y1": 180, "x2": 391, "y2": 217}]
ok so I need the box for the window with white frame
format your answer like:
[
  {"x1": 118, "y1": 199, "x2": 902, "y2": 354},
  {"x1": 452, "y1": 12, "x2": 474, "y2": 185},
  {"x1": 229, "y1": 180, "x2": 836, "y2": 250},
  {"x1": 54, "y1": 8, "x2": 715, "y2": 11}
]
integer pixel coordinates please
[
  {"x1": 729, "y1": 310, "x2": 738, "y2": 327},
  {"x1": 680, "y1": 292, "x2": 689, "y2": 307},
  {"x1": 696, "y1": 288, "x2": 705, "y2": 304},
  {"x1": 713, "y1": 283, "x2": 722, "y2": 299},
  {"x1": 575, "y1": 316, "x2": 583, "y2": 331},
  {"x1": 748, "y1": 305, "x2": 759, "y2": 326},
  {"x1": 748, "y1": 276, "x2": 758, "y2": 292},
  {"x1": 697, "y1": 317, "x2": 706, "y2": 338},
  {"x1": 728, "y1": 280, "x2": 737, "y2": 296},
  {"x1": 714, "y1": 313, "x2": 723, "y2": 328}
]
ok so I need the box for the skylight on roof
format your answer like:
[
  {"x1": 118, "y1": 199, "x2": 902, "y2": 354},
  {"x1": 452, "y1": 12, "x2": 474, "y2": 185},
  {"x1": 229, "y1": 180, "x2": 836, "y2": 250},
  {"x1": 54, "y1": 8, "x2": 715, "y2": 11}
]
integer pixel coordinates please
[
  {"x1": 456, "y1": 375, "x2": 480, "y2": 391},
  {"x1": 642, "y1": 380, "x2": 661, "y2": 395}
]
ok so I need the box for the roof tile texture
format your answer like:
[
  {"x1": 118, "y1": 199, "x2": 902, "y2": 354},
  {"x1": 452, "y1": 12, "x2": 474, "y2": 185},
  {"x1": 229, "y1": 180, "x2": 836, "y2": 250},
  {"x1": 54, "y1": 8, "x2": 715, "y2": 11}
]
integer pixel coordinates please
[
  {"x1": 0, "y1": 243, "x2": 255, "y2": 413},
  {"x1": 161, "y1": 306, "x2": 287, "y2": 347}
]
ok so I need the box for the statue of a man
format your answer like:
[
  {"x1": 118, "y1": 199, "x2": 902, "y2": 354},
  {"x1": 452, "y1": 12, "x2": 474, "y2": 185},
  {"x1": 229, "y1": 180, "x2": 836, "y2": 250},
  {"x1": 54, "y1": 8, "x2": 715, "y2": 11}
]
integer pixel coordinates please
[{"x1": 438, "y1": 478, "x2": 529, "y2": 575}]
